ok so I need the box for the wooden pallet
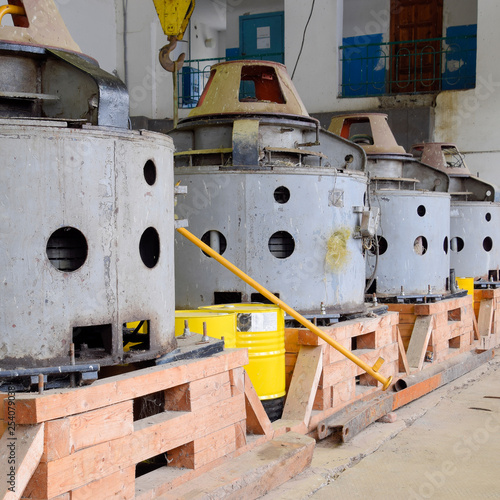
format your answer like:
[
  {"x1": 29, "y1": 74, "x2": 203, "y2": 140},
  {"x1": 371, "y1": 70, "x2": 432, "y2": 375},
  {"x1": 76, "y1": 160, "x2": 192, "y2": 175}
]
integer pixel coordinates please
[
  {"x1": 388, "y1": 295, "x2": 476, "y2": 372},
  {"x1": 1, "y1": 349, "x2": 293, "y2": 500},
  {"x1": 474, "y1": 288, "x2": 500, "y2": 349},
  {"x1": 283, "y1": 311, "x2": 400, "y2": 434}
]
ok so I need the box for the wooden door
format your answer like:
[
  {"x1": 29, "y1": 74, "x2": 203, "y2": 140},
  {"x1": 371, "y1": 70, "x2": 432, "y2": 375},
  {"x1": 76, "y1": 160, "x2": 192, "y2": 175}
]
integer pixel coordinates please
[{"x1": 390, "y1": 0, "x2": 443, "y2": 93}]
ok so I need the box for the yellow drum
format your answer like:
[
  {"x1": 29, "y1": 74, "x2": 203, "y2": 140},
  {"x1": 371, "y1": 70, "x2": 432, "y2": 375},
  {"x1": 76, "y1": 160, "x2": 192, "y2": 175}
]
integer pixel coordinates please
[
  {"x1": 174, "y1": 310, "x2": 237, "y2": 348},
  {"x1": 123, "y1": 321, "x2": 148, "y2": 352},
  {"x1": 456, "y1": 277, "x2": 474, "y2": 303},
  {"x1": 200, "y1": 304, "x2": 286, "y2": 400}
]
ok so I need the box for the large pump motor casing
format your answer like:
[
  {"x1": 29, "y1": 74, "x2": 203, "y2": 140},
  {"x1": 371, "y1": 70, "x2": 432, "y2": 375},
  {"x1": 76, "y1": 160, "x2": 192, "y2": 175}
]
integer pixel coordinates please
[
  {"x1": 171, "y1": 61, "x2": 369, "y2": 315},
  {"x1": 330, "y1": 114, "x2": 451, "y2": 297},
  {"x1": 0, "y1": 122, "x2": 176, "y2": 369},
  {"x1": 412, "y1": 143, "x2": 500, "y2": 281},
  {"x1": 0, "y1": 1, "x2": 177, "y2": 372},
  {"x1": 175, "y1": 167, "x2": 367, "y2": 314}
]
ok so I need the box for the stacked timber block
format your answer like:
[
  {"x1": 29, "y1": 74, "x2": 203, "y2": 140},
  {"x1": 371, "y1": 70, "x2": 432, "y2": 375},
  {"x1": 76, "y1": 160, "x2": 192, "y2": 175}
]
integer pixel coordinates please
[
  {"x1": 1, "y1": 349, "x2": 289, "y2": 500},
  {"x1": 284, "y1": 312, "x2": 399, "y2": 416},
  {"x1": 388, "y1": 295, "x2": 475, "y2": 372},
  {"x1": 474, "y1": 288, "x2": 500, "y2": 349}
]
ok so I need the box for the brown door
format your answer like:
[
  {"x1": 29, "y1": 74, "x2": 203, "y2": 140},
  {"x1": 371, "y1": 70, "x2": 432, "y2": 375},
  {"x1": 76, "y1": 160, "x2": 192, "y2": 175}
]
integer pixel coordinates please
[{"x1": 390, "y1": 0, "x2": 443, "y2": 93}]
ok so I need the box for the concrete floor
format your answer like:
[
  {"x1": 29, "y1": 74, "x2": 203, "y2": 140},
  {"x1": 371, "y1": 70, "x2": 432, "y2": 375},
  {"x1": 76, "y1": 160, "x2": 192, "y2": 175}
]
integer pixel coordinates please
[{"x1": 262, "y1": 351, "x2": 500, "y2": 499}]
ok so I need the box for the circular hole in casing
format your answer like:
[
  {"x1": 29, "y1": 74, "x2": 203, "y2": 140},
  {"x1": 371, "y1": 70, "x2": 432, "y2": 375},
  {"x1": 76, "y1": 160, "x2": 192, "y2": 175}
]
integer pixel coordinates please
[
  {"x1": 417, "y1": 205, "x2": 426, "y2": 217},
  {"x1": 414, "y1": 236, "x2": 428, "y2": 255},
  {"x1": 201, "y1": 231, "x2": 227, "y2": 257},
  {"x1": 46, "y1": 227, "x2": 88, "y2": 272},
  {"x1": 268, "y1": 231, "x2": 295, "y2": 259},
  {"x1": 483, "y1": 237, "x2": 493, "y2": 252},
  {"x1": 139, "y1": 227, "x2": 160, "y2": 268},
  {"x1": 486, "y1": 212, "x2": 492, "y2": 222},
  {"x1": 143, "y1": 160, "x2": 157, "y2": 186},
  {"x1": 443, "y1": 236, "x2": 449, "y2": 254},
  {"x1": 450, "y1": 237, "x2": 464, "y2": 252},
  {"x1": 274, "y1": 186, "x2": 290, "y2": 204},
  {"x1": 368, "y1": 235, "x2": 388, "y2": 256}
]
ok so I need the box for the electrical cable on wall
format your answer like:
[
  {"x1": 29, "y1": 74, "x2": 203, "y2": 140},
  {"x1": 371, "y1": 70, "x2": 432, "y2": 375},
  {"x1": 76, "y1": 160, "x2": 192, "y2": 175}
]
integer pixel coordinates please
[
  {"x1": 291, "y1": 0, "x2": 316, "y2": 80},
  {"x1": 123, "y1": 0, "x2": 128, "y2": 87}
]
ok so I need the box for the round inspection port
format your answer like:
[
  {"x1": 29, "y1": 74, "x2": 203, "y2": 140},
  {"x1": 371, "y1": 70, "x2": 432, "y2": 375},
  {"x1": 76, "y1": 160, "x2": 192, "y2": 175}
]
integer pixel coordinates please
[
  {"x1": 143, "y1": 160, "x2": 157, "y2": 186},
  {"x1": 274, "y1": 186, "x2": 290, "y2": 204},
  {"x1": 414, "y1": 236, "x2": 428, "y2": 255},
  {"x1": 417, "y1": 205, "x2": 426, "y2": 217},
  {"x1": 450, "y1": 237, "x2": 464, "y2": 253},
  {"x1": 201, "y1": 231, "x2": 227, "y2": 257},
  {"x1": 486, "y1": 212, "x2": 492, "y2": 222},
  {"x1": 269, "y1": 231, "x2": 295, "y2": 259},
  {"x1": 368, "y1": 236, "x2": 388, "y2": 256},
  {"x1": 483, "y1": 237, "x2": 493, "y2": 252},
  {"x1": 46, "y1": 227, "x2": 88, "y2": 272},
  {"x1": 443, "y1": 236, "x2": 449, "y2": 254},
  {"x1": 140, "y1": 227, "x2": 160, "y2": 268}
]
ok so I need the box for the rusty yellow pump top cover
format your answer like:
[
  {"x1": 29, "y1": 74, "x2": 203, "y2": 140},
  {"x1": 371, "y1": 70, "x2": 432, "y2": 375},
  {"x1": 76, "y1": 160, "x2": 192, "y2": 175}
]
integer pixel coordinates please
[
  {"x1": 0, "y1": 0, "x2": 80, "y2": 52},
  {"x1": 187, "y1": 60, "x2": 310, "y2": 119}
]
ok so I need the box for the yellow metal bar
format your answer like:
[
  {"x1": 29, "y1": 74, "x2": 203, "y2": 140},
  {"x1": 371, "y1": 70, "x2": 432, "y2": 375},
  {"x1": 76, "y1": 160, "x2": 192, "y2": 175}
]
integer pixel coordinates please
[
  {"x1": 174, "y1": 148, "x2": 233, "y2": 156},
  {"x1": 0, "y1": 4, "x2": 26, "y2": 25},
  {"x1": 177, "y1": 227, "x2": 393, "y2": 391}
]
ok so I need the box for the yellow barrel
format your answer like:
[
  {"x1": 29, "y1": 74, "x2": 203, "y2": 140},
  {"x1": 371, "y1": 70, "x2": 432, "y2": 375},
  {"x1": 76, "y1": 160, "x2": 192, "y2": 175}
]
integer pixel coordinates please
[
  {"x1": 200, "y1": 304, "x2": 286, "y2": 400},
  {"x1": 456, "y1": 277, "x2": 474, "y2": 304},
  {"x1": 174, "y1": 310, "x2": 237, "y2": 348},
  {"x1": 123, "y1": 321, "x2": 148, "y2": 352}
]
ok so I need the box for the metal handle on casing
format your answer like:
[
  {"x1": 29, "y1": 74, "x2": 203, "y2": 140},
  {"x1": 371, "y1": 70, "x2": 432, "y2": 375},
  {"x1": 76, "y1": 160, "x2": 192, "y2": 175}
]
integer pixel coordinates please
[
  {"x1": 177, "y1": 227, "x2": 393, "y2": 391},
  {"x1": 0, "y1": 4, "x2": 26, "y2": 24}
]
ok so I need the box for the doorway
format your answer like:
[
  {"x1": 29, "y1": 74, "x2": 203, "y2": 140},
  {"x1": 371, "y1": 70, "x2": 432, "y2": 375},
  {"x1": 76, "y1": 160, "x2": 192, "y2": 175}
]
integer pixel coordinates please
[
  {"x1": 390, "y1": 0, "x2": 443, "y2": 93},
  {"x1": 239, "y1": 12, "x2": 284, "y2": 63}
]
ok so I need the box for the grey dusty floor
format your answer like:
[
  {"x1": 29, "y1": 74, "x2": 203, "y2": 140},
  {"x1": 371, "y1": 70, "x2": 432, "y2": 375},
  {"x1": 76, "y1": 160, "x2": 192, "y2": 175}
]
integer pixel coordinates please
[{"x1": 261, "y1": 351, "x2": 500, "y2": 499}]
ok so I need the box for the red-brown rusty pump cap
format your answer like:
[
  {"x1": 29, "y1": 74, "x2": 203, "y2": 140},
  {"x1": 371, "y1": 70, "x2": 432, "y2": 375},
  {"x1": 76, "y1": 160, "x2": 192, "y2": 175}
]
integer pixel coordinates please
[
  {"x1": 328, "y1": 113, "x2": 407, "y2": 155},
  {"x1": 187, "y1": 60, "x2": 310, "y2": 119},
  {"x1": 411, "y1": 143, "x2": 471, "y2": 176}
]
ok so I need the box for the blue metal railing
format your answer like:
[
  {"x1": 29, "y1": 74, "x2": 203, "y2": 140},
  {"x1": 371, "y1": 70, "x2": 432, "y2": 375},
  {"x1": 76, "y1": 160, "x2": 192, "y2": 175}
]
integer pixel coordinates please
[
  {"x1": 177, "y1": 53, "x2": 285, "y2": 108},
  {"x1": 340, "y1": 35, "x2": 477, "y2": 98}
]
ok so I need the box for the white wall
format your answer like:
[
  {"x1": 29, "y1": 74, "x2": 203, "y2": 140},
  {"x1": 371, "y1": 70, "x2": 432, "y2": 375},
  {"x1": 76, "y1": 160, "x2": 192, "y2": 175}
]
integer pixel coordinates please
[
  {"x1": 54, "y1": 0, "x2": 117, "y2": 74},
  {"x1": 286, "y1": 0, "x2": 360, "y2": 114},
  {"x1": 343, "y1": 0, "x2": 389, "y2": 40},
  {"x1": 443, "y1": 0, "x2": 477, "y2": 29},
  {"x1": 434, "y1": 0, "x2": 500, "y2": 187}
]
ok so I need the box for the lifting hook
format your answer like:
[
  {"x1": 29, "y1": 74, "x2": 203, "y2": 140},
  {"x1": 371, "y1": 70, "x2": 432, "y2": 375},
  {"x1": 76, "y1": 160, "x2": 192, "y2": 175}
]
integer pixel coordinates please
[{"x1": 159, "y1": 35, "x2": 185, "y2": 73}]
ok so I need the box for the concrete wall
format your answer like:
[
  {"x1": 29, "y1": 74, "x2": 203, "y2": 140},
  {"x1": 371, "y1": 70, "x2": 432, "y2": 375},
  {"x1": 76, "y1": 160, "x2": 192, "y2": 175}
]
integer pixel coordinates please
[
  {"x1": 434, "y1": 0, "x2": 500, "y2": 187},
  {"x1": 443, "y1": 0, "x2": 477, "y2": 28},
  {"x1": 343, "y1": 0, "x2": 389, "y2": 40},
  {"x1": 284, "y1": 0, "x2": 342, "y2": 114}
]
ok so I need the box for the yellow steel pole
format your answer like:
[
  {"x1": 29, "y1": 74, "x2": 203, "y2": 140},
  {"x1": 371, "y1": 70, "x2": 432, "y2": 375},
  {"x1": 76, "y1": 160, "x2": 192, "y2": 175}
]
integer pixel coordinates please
[
  {"x1": 0, "y1": 5, "x2": 25, "y2": 24},
  {"x1": 177, "y1": 227, "x2": 393, "y2": 391}
]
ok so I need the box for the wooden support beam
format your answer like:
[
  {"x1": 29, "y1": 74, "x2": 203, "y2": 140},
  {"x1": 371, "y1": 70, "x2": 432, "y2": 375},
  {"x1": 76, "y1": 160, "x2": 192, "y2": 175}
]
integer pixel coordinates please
[
  {"x1": 413, "y1": 296, "x2": 472, "y2": 316},
  {"x1": 0, "y1": 423, "x2": 44, "y2": 500},
  {"x1": 244, "y1": 373, "x2": 273, "y2": 437},
  {"x1": 282, "y1": 346, "x2": 323, "y2": 427},
  {"x1": 5, "y1": 349, "x2": 247, "y2": 425},
  {"x1": 42, "y1": 401, "x2": 133, "y2": 462},
  {"x1": 24, "y1": 395, "x2": 245, "y2": 499},
  {"x1": 472, "y1": 314, "x2": 480, "y2": 342},
  {"x1": 70, "y1": 466, "x2": 135, "y2": 500},
  {"x1": 406, "y1": 316, "x2": 434, "y2": 372},
  {"x1": 396, "y1": 327, "x2": 410, "y2": 375},
  {"x1": 477, "y1": 298, "x2": 494, "y2": 337}
]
